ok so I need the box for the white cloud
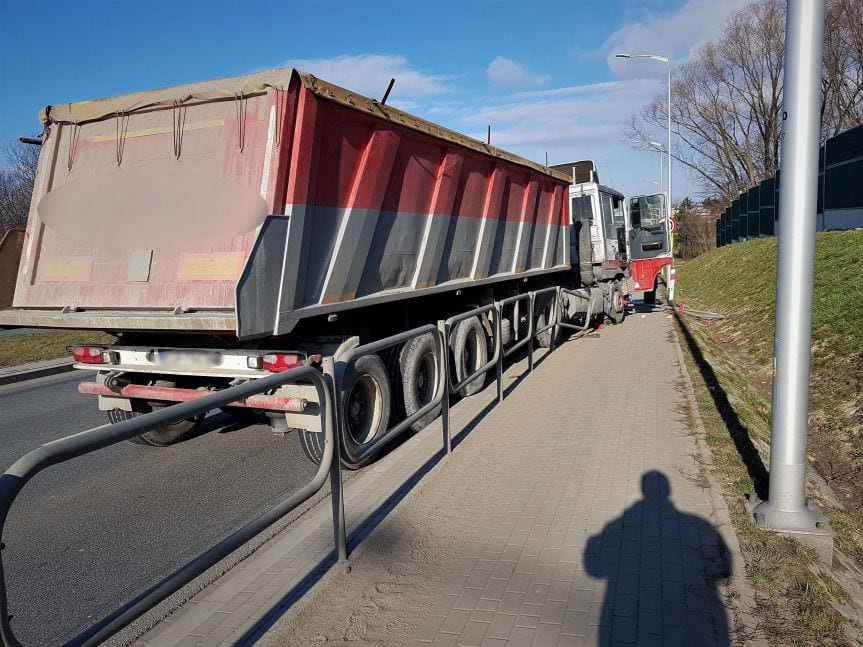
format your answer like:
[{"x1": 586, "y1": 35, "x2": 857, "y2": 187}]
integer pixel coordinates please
[
  {"x1": 283, "y1": 53, "x2": 696, "y2": 199},
  {"x1": 603, "y1": 0, "x2": 750, "y2": 77},
  {"x1": 284, "y1": 54, "x2": 450, "y2": 99},
  {"x1": 486, "y1": 57, "x2": 549, "y2": 88},
  {"x1": 439, "y1": 75, "x2": 674, "y2": 197}
]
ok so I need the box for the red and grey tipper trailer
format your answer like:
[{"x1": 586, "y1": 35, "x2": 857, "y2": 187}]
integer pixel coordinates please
[{"x1": 0, "y1": 68, "x2": 628, "y2": 462}]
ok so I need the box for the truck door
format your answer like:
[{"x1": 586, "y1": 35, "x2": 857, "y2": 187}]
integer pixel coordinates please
[
  {"x1": 628, "y1": 193, "x2": 670, "y2": 260},
  {"x1": 599, "y1": 191, "x2": 626, "y2": 261}
]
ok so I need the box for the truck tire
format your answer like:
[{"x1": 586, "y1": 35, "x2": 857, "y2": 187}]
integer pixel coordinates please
[
  {"x1": 607, "y1": 279, "x2": 626, "y2": 324},
  {"x1": 452, "y1": 316, "x2": 488, "y2": 397},
  {"x1": 500, "y1": 317, "x2": 513, "y2": 347},
  {"x1": 339, "y1": 353, "x2": 391, "y2": 469},
  {"x1": 107, "y1": 405, "x2": 205, "y2": 447},
  {"x1": 298, "y1": 429, "x2": 326, "y2": 465},
  {"x1": 643, "y1": 289, "x2": 656, "y2": 305},
  {"x1": 399, "y1": 332, "x2": 440, "y2": 432},
  {"x1": 534, "y1": 297, "x2": 556, "y2": 348}
]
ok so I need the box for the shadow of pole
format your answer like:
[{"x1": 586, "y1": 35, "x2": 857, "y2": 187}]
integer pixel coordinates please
[{"x1": 674, "y1": 313, "x2": 770, "y2": 500}]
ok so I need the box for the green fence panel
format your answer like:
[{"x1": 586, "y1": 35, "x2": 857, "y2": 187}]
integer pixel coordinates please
[
  {"x1": 748, "y1": 185, "x2": 760, "y2": 237},
  {"x1": 760, "y1": 177, "x2": 775, "y2": 236}
]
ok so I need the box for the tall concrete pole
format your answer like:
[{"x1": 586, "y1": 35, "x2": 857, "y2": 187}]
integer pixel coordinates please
[{"x1": 753, "y1": 0, "x2": 827, "y2": 531}]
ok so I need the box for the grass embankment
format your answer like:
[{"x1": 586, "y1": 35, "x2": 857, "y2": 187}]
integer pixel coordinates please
[
  {"x1": 0, "y1": 330, "x2": 115, "y2": 367},
  {"x1": 675, "y1": 230, "x2": 863, "y2": 645}
]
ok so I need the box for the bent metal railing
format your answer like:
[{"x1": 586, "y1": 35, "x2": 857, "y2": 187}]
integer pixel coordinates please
[
  {"x1": 438, "y1": 304, "x2": 502, "y2": 454},
  {"x1": 337, "y1": 324, "x2": 446, "y2": 467},
  {"x1": 0, "y1": 365, "x2": 334, "y2": 647},
  {"x1": 557, "y1": 287, "x2": 597, "y2": 339},
  {"x1": 0, "y1": 283, "x2": 603, "y2": 646}
]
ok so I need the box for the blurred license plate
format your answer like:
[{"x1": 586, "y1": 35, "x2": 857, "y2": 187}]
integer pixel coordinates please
[{"x1": 152, "y1": 350, "x2": 219, "y2": 369}]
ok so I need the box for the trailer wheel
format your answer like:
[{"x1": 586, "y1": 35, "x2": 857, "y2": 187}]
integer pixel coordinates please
[
  {"x1": 534, "y1": 297, "x2": 556, "y2": 348},
  {"x1": 107, "y1": 405, "x2": 205, "y2": 447},
  {"x1": 297, "y1": 429, "x2": 326, "y2": 465},
  {"x1": 452, "y1": 316, "x2": 488, "y2": 397},
  {"x1": 399, "y1": 332, "x2": 441, "y2": 432},
  {"x1": 643, "y1": 289, "x2": 656, "y2": 305},
  {"x1": 339, "y1": 353, "x2": 391, "y2": 469}
]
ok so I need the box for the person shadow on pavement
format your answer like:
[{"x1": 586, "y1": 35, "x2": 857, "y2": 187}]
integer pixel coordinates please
[{"x1": 584, "y1": 470, "x2": 731, "y2": 646}]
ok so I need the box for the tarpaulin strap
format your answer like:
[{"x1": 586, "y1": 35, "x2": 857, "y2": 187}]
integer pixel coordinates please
[
  {"x1": 234, "y1": 92, "x2": 247, "y2": 153},
  {"x1": 66, "y1": 123, "x2": 81, "y2": 172},
  {"x1": 115, "y1": 111, "x2": 130, "y2": 166},
  {"x1": 172, "y1": 99, "x2": 187, "y2": 159}
]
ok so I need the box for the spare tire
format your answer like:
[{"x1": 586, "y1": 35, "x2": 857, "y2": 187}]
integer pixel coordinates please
[{"x1": 399, "y1": 332, "x2": 441, "y2": 432}]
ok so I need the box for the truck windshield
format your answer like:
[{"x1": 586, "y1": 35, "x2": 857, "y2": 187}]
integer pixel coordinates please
[{"x1": 629, "y1": 194, "x2": 665, "y2": 229}]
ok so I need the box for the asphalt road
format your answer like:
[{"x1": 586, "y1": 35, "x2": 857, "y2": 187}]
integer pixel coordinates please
[{"x1": 0, "y1": 371, "x2": 319, "y2": 646}]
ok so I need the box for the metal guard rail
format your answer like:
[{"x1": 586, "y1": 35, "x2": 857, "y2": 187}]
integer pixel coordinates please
[
  {"x1": 337, "y1": 324, "x2": 445, "y2": 465},
  {"x1": 497, "y1": 293, "x2": 533, "y2": 360},
  {"x1": 0, "y1": 365, "x2": 334, "y2": 647},
  {"x1": 557, "y1": 287, "x2": 597, "y2": 337},
  {"x1": 0, "y1": 283, "x2": 601, "y2": 646}
]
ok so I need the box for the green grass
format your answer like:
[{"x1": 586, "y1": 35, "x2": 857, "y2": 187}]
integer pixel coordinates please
[
  {"x1": 677, "y1": 230, "x2": 863, "y2": 366},
  {"x1": 673, "y1": 230, "x2": 863, "y2": 643},
  {"x1": 677, "y1": 230, "x2": 863, "y2": 488},
  {"x1": 0, "y1": 330, "x2": 115, "y2": 367}
]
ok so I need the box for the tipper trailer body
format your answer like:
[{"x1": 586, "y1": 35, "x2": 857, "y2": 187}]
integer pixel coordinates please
[{"x1": 0, "y1": 68, "x2": 627, "y2": 460}]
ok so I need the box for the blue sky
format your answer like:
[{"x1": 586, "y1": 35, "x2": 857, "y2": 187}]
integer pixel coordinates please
[{"x1": 0, "y1": 0, "x2": 749, "y2": 200}]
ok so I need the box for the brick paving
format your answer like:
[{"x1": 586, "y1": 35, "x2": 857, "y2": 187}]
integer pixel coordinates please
[{"x1": 136, "y1": 310, "x2": 749, "y2": 646}]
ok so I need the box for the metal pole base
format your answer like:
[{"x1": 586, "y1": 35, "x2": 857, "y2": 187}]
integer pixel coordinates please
[{"x1": 744, "y1": 494, "x2": 834, "y2": 563}]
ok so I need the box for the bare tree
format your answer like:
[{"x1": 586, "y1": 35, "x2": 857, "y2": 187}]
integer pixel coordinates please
[
  {"x1": 627, "y1": 0, "x2": 863, "y2": 203},
  {"x1": 0, "y1": 141, "x2": 39, "y2": 235},
  {"x1": 822, "y1": 0, "x2": 863, "y2": 136},
  {"x1": 676, "y1": 197, "x2": 721, "y2": 259}
]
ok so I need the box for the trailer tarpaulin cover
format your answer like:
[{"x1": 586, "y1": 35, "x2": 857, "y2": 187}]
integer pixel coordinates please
[{"x1": 4, "y1": 68, "x2": 570, "y2": 338}]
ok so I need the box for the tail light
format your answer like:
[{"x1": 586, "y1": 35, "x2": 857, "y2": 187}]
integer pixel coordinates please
[
  {"x1": 68, "y1": 345, "x2": 108, "y2": 364},
  {"x1": 259, "y1": 353, "x2": 302, "y2": 373}
]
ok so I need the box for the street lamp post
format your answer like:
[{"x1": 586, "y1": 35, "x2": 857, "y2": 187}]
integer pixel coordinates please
[
  {"x1": 750, "y1": 0, "x2": 832, "y2": 560},
  {"x1": 633, "y1": 139, "x2": 664, "y2": 192},
  {"x1": 617, "y1": 53, "x2": 672, "y2": 226}
]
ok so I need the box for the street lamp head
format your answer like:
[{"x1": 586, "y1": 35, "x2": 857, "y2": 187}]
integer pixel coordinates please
[{"x1": 616, "y1": 53, "x2": 669, "y2": 64}]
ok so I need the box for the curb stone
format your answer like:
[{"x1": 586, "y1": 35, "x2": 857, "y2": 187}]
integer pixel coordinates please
[
  {"x1": 671, "y1": 323, "x2": 768, "y2": 646},
  {"x1": 0, "y1": 357, "x2": 74, "y2": 386}
]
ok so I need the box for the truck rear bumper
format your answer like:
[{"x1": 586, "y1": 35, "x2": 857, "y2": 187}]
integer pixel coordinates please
[
  {"x1": 0, "y1": 308, "x2": 236, "y2": 332},
  {"x1": 78, "y1": 381, "x2": 308, "y2": 413}
]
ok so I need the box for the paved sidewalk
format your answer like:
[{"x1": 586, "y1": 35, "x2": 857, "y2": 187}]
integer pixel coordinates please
[{"x1": 139, "y1": 310, "x2": 750, "y2": 646}]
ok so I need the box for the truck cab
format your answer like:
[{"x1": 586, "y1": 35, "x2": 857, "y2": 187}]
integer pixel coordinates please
[
  {"x1": 627, "y1": 192, "x2": 673, "y2": 304},
  {"x1": 550, "y1": 160, "x2": 627, "y2": 277},
  {"x1": 550, "y1": 160, "x2": 628, "y2": 323}
]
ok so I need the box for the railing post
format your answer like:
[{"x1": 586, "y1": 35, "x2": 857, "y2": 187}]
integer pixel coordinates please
[
  {"x1": 322, "y1": 356, "x2": 348, "y2": 562},
  {"x1": 549, "y1": 289, "x2": 559, "y2": 352},
  {"x1": 438, "y1": 321, "x2": 451, "y2": 455},
  {"x1": 527, "y1": 295, "x2": 535, "y2": 373},
  {"x1": 495, "y1": 307, "x2": 503, "y2": 404}
]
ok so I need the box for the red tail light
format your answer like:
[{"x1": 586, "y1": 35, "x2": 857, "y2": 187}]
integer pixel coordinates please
[
  {"x1": 261, "y1": 353, "x2": 302, "y2": 373},
  {"x1": 68, "y1": 345, "x2": 108, "y2": 364}
]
